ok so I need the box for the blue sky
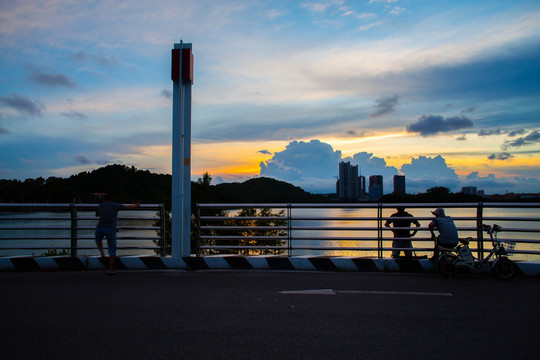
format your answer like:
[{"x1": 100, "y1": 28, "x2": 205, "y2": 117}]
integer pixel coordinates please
[{"x1": 1, "y1": 0, "x2": 539, "y2": 195}]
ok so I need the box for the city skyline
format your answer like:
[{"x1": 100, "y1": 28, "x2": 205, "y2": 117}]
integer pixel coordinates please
[{"x1": 1, "y1": 1, "x2": 539, "y2": 195}]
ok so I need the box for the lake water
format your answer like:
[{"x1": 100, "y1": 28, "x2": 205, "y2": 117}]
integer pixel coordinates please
[
  {"x1": 287, "y1": 207, "x2": 540, "y2": 261},
  {"x1": 1, "y1": 207, "x2": 539, "y2": 261},
  {"x1": 0, "y1": 210, "x2": 160, "y2": 257}
]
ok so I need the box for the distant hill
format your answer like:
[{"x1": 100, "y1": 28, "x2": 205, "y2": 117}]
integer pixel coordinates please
[
  {"x1": 204, "y1": 177, "x2": 324, "y2": 203},
  {"x1": 0, "y1": 164, "x2": 325, "y2": 207}
]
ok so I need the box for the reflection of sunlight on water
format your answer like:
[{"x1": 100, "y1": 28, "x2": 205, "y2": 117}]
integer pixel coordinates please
[{"x1": 289, "y1": 207, "x2": 539, "y2": 260}]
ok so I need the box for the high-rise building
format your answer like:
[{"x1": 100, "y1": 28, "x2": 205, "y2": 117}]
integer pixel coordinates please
[
  {"x1": 393, "y1": 175, "x2": 405, "y2": 194},
  {"x1": 338, "y1": 161, "x2": 359, "y2": 200},
  {"x1": 461, "y1": 186, "x2": 477, "y2": 195},
  {"x1": 369, "y1": 175, "x2": 383, "y2": 200}
]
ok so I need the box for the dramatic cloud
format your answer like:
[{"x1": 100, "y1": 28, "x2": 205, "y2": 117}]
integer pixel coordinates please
[
  {"x1": 347, "y1": 152, "x2": 398, "y2": 179},
  {"x1": 406, "y1": 115, "x2": 474, "y2": 136},
  {"x1": 0, "y1": 95, "x2": 46, "y2": 116},
  {"x1": 478, "y1": 128, "x2": 502, "y2": 136},
  {"x1": 369, "y1": 95, "x2": 399, "y2": 118},
  {"x1": 260, "y1": 140, "x2": 342, "y2": 184},
  {"x1": 503, "y1": 130, "x2": 540, "y2": 149},
  {"x1": 400, "y1": 155, "x2": 458, "y2": 179},
  {"x1": 488, "y1": 152, "x2": 513, "y2": 160},
  {"x1": 27, "y1": 66, "x2": 75, "y2": 88}
]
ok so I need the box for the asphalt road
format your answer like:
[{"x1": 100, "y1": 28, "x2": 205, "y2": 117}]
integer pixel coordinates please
[{"x1": 1, "y1": 270, "x2": 538, "y2": 360}]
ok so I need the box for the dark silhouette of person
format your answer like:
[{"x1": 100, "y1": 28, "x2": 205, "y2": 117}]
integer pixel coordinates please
[
  {"x1": 385, "y1": 207, "x2": 420, "y2": 258},
  {"x1": 428, "y1": 207, "x2": 459, "y2": 261},
  {"x1": 95, "y1": 194, "x2": 140, "y2": 275}
]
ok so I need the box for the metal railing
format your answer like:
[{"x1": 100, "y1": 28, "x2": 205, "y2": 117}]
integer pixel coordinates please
[
  {"x1": 0, "y1": 203, "x2": 166, "y2": 257},
  {"x1": 196, "y1": 202, "x2": 540, "y2": 260}
]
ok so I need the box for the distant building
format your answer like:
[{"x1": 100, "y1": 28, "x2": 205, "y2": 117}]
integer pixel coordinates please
[
  {"x1": 338, "y1": 161, "x2": 359, "y2": 200},
  {"x1": 462, "y1": 186, "x2": 477, "y2": 195},
  {"x1": 393, "y1": 175, "x2": 405, "y2": 194},
  {"x1": 369, "y1": 175, "x2": 383, "y2": 200},
  {"x1": 359, "y1": 175, "x2": 366, "y2": 199}
]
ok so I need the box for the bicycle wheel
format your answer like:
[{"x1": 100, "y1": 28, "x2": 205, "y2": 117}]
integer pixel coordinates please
[
  {"x1": 438, "y1": 254, "x2": 458, "y2": 278},
  {"x1": 494, "y1": 258, "x2": 515, "y2": 279}
]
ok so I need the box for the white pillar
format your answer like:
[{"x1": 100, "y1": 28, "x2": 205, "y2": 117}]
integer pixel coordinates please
[{"x1": 171, "y1": 41, "x2": 193, "y2": 257}]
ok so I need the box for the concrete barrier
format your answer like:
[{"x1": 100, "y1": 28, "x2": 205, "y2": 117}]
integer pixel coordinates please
[{"x1": 1, "y1": 255, "x2": 539, "y2": 276}]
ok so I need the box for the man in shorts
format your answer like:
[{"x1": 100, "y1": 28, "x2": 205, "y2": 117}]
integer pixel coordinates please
[
  {"x1": 428, "y1": 208, "x2": 459, "y2": 261},
  {"x1": 95, "y1": 194, "x2": 140, "y2": 274},
  {"x1": 384, "y1": 207, "x2": 420, "y2": 258}
]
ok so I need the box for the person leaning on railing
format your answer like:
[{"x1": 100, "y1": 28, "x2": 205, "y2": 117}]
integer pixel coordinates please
[
  {"x1": 428, "y1": 208, "x2": 459, "y2": 261},
  {"x1": 95, "y1": 194, "x2": 140, "y2": 275},
  {"x1": 384, "y1": 207, "x2": 420, "y2": 258}
]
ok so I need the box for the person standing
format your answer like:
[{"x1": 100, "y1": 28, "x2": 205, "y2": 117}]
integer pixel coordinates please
[
  {"x1": 95, "y1": 194, "x2": 140, "y2": 275},
  {"x1": 385, "y1": 207, "x2": 420, "y2": 258},
  {"x1": 428, "y1": 208, "x2": 459, "y2": 261}
]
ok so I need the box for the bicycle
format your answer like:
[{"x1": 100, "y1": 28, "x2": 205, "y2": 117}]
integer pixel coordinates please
[{"x1": 437, "y1": 224, "x2": 516, "y2": 279}]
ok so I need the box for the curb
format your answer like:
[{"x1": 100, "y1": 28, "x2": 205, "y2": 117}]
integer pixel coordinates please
[{"x1": 0, "y1": 255, "x2": 539, "y2": 276}]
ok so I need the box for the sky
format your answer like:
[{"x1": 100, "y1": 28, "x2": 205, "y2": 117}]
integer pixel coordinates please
[{"x1": 1, "y1": 0, "x2": 539, "y2": 195}]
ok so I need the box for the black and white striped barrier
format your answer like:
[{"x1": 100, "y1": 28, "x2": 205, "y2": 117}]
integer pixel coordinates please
[{"x1": 1, "y1": 255, "x2": 539, "y2": 276}]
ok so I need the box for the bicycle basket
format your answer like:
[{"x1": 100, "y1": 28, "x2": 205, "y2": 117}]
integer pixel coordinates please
[{"x1": 500, "y1": 240, "x2": 516, "y2": 256}]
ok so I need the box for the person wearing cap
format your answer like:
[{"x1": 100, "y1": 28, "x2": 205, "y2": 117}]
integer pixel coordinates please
[
  {"x1": 384, "y1": 207, "x2": 420, "y2": 258},
  {"x1": 428, "y1": 208, "x2": 459, "y2": 260}
]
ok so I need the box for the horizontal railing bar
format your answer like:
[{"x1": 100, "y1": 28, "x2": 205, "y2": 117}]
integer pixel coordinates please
[
  {"x1": 0, "y1": 203, "x2": 162, "y2": 209},
  {"x1": 198, "y1": 202, "x2": 540, "y2": 209},
  {"x1": 0, "y1": 227, "x2": 72, "y2": 230},
  {"x1": 199, "y1": 216, "x2": 288, "y2": 221}
]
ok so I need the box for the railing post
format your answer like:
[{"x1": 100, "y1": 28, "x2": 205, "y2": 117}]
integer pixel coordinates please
[
  {"x1": 70, "y1": 204, "x2": 78, "y2": 258},
  {"x1": 159, "y1": 204, "x2": 166, "y2": 257},
  {"x1": 377, "y1": 204, "x2": 383, "y2": 258},
  {"x1": 476, "y1": 203, "x2": 484, "y2": 259},
  {"x1": 195, "y1": 203, "x2": 201, "y2": 256},
  {"x1": 287, "y1": 204, "x2": 292, "y2": 257}
]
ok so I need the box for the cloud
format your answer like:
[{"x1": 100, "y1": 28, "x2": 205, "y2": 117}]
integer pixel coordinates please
[
  {"x1": 260, "y1": 140, "x2": 342, "y2": 184},
  {"x1": 70, "y1": 51, "x2": 119, "y2": 67},
  {"x1": 400, "y1": 155, "x2": 458, "y2": 179},
  {"x1": 0, "y1": 95, "x2": 46, "y2": 116},
  {"x1": 508, "y1": 129, "x2": 526, "y2": 137},
  {"x1": 478, "y1": 127, "x2": 502, "y2": 136},
  {"x1": 301, "y1": 2, "x2": 337, "y2": 12},
  {"x1": 466, "y1": 171, "x2": 479, "y2": 180},
  {"x1": 389, "y1": 7, "x2": 405, "y2": 15},
  {"x1": 347, "y1": 152, "x2": 398, "y2": 179},
  {"x1": 74, "y1": 154, "x2": 92, "y2": 164},
  {"x1": 257, "y1": 149, "x2": 272, "y2": 155},
  {"x1": 358, "y1": 20, "x2": 383, "y2": 31},
  {"x1": 266, "y1": 9, "x2": 288, "y2": 19},
  {"x1": 27, "y1": 66, "x2": 76, "y2": 88},
  {"x1": 346, "y1": 130, "x2": 369, "y2": 137},
  {"x1": 406, "y1": 115, "x2": 474, "y2": 136},
  {"x1": 160, "y1": 89, "x2": 172, "y2": 99},
  {"x1": 503, "y1": 130, "x2": 540, "y2": 149},
  {"x1": 488, "y1": 152, "x2": 513, "y2": 160},
  {"x1": 456, "y1": 135, "x2": 467, "y2": 141},
  {"x1": 369, "y1": 95, "x2": 399, "y2": 118},
  {"x1": 0, "y1": 126, "x2": 8, "y2": 135},
  {"x1": 61, "y1": 111, "x2": 87, "y2": 121}
]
